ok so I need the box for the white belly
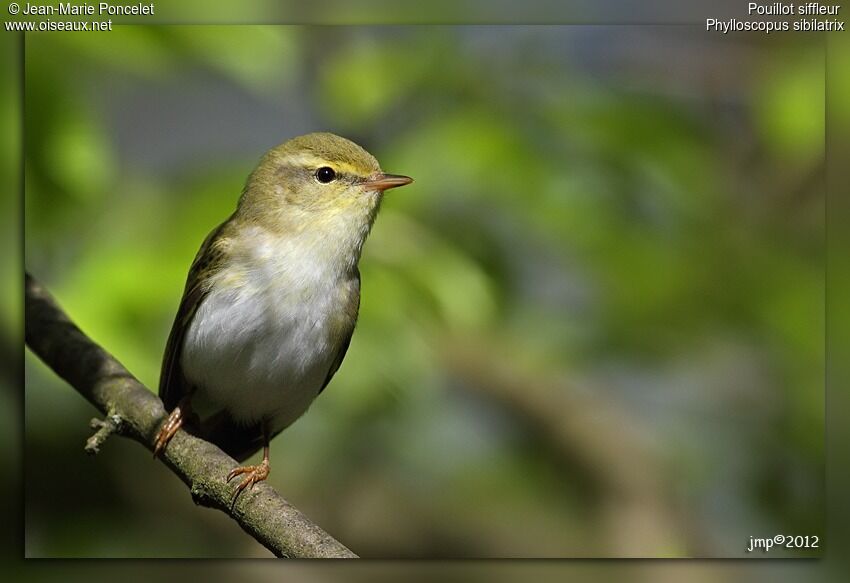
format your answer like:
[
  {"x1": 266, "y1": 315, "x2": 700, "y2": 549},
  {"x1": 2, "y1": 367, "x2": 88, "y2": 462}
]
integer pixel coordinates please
[{"x1": 181, "y1": 271, "x2": 344, "y2": 432}]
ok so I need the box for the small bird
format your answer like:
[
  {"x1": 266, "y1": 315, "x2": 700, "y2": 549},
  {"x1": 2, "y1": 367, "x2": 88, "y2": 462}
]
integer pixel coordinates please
[{"x1": 153, "y1": 133, "x2": 412, "y2": 500}]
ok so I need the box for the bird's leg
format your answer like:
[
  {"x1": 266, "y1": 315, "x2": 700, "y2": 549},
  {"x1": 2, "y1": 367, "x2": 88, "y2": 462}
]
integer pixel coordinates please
[
  {"x1": 226, "y1": 423, "x2": 271, "y2": 504},
  {"x1": 153, "y1": 394, "x2": 192, "y2": 458}
]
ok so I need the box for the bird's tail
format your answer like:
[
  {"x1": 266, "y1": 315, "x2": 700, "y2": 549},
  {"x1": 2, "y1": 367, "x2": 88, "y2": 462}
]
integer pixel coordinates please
[{"x1": 197, "y1": 411, "x2": 266, "y2": 462}]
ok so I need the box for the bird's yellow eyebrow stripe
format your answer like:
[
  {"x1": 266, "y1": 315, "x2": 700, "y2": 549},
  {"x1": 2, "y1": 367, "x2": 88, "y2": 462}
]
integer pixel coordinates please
[{"x1": 286, "y1": 154, "x2": 371, "y2": 177}]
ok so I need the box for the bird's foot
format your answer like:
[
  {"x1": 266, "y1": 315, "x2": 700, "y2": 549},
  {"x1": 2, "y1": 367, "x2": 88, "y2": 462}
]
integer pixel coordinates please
[
  {"x1": 153, "y1": 405, "x2": 184, "y2": 458},
  {"x1": 227, "y1": 459, "x2": 270, "y2": 504}
]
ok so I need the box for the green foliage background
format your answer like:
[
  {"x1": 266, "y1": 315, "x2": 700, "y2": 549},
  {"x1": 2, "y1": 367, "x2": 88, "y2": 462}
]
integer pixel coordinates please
[{"x1": 25, "y1": 26, "x2": 826, "y2": 557}]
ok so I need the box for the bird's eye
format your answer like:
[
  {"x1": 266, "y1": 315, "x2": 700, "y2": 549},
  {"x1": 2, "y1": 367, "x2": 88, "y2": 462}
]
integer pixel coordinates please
[{"x1": 315, "y1": 167, "x2": 336, "y2": 183}]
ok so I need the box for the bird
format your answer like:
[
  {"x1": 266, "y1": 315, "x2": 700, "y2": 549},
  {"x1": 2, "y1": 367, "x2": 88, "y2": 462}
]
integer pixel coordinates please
[{"x1": 152, "y1": 132, "x2": 412, "y2": 501}]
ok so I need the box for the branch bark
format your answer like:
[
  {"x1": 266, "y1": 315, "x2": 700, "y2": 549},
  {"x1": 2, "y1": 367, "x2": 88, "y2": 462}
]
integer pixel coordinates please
[{"x1": 24, "y1": 273, "x2": 357, "y2": 558}]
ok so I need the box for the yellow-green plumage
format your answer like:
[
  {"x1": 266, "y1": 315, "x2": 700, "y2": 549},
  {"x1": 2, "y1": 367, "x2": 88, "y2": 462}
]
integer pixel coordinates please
[{"x1": 157, "y1": 133, "x2": 411, "y2": 463}]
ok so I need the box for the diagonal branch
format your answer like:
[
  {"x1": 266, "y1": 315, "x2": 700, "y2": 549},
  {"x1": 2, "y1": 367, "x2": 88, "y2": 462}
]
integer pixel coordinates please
[{"x1": 24, "y1": 273, "x2": 356, "y2": 558}]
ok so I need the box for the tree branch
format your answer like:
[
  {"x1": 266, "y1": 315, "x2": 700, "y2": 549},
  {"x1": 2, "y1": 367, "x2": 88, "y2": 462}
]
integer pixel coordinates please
[
  {"x1": 24, "y1": 273, "x2": 357, "y2": 558},
  {"x1": 440, "y1": 336, "x2": 689, "y2": 556}
]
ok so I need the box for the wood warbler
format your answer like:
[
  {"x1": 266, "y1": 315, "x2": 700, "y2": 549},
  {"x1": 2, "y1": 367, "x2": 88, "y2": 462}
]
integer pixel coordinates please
[{"x1": 153, "y1": 133, "x2": 412, "y2": 499}]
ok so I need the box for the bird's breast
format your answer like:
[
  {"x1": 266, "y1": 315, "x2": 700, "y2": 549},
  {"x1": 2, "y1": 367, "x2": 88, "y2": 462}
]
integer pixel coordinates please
[{"x1": 181, "y1": 235, "x2": 359, "y2": 430}]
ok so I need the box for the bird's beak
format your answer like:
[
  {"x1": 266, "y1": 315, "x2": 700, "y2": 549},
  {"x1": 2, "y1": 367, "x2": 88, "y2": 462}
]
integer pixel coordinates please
[{"x1": 361, "y1": 173, "x2": 413, "y2": 192}]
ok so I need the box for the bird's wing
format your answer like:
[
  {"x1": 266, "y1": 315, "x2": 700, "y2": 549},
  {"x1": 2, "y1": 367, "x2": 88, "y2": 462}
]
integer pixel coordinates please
[
  {"x1": 158, "y1": 220, "x2": 230, "y2": 411},
  {"x1": 318, "y1": 269, "x2": 361, "y2": 395}
]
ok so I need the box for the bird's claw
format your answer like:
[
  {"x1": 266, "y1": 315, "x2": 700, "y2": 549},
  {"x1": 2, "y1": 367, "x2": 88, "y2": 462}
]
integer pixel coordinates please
[
  {"x1": 153, "y1": 406, "x2": 184, "y2": 458},
  {"x1": 227, "y1": 461, "x2": 270, "y2": 506}
]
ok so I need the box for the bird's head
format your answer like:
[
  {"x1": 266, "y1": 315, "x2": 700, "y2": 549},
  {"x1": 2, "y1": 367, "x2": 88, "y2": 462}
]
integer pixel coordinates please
[{"x1": 236, "y1": 132, "x2": 412, "y2": 238}]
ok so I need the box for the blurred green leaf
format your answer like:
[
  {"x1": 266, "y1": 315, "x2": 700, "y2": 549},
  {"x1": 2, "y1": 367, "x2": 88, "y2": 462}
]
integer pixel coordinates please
[
  {"x1": 756, "y1": 49, "x2": 825, "y2": 162},
  {"x1": 167, "y1": 26, "x2": 300, "y2": 94}
]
